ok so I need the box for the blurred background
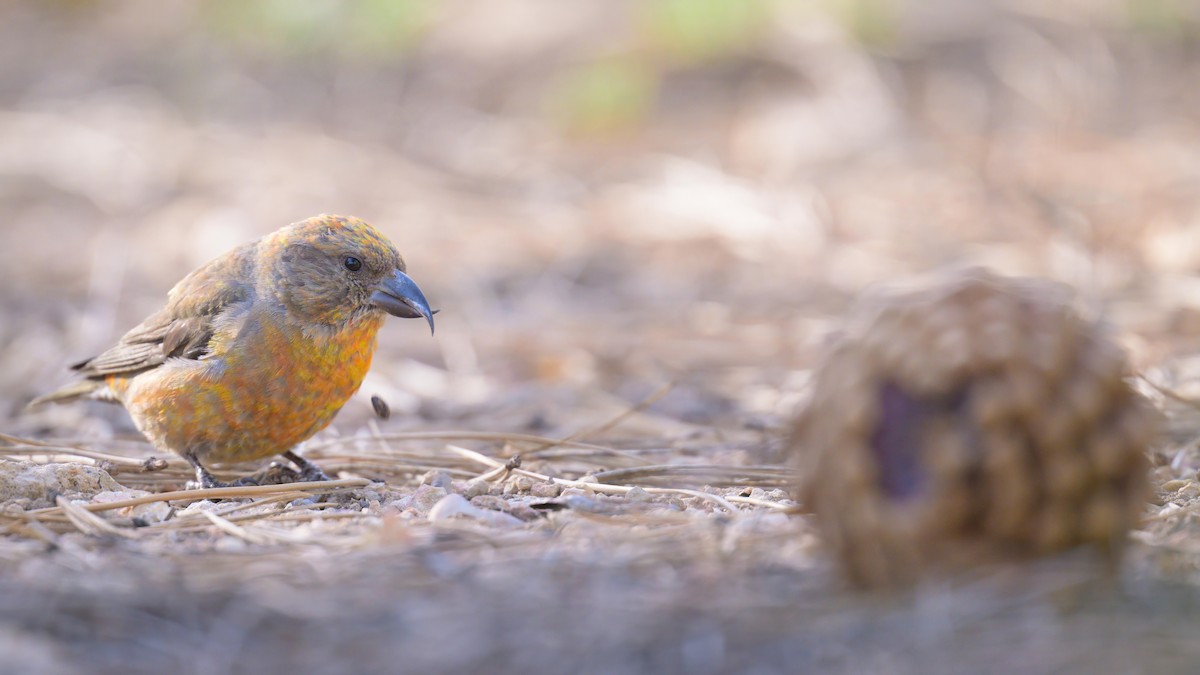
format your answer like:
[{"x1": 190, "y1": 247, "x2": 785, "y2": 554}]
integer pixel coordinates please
[
  {"x1": 5, "y1": 1, "x2": 1200, "y2": 672},
  {"x1": 6, "y1": 0, "x2": 1200, "y2": 439}
]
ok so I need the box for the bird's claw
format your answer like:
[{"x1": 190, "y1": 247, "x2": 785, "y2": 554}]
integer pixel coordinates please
[
  {"x1": 298, "y1": 466, "x2": 331, "y2": 483},
  {"x1": 185, "y1": 474, "x2": 259, "y2": 490},
  {"x1": 283, "y1": 450, "x2": 331, "y2": 483},
  {"x1": 241, "y1": 463, "x2": 301, "y2": 486}
]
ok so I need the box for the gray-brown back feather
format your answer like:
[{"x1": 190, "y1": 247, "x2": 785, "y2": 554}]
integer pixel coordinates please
[{"x1": 66, "y1": 242, "x2": 258, "y2": 383}]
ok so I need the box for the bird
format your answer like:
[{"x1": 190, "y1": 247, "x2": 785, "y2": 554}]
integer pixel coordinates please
[{"x1": 30, "y1": 214, "x2": 436, "y2": 489}]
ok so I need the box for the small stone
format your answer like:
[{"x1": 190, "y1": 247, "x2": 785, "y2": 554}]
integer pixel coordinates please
[
  {"x1": 428, "y1": 494, "x2": 472, "y2": 520},
  {"x1": 420, "y1": 471, "x2": 453, "y2": 489},
  {"x1": 429, "y1": 494, "x2": 522, "y2": 527},
  {"x1": 411, "y1": 485, "x2": 448, "y2": 514},
  {"x1": 93, "y1": 490, "x2": 171, "y2": 524},
  {"x1": 0, "y1": 460, "x2": 124, "y2": 509},
  {"x1": 624, "y1": 486, "x2": 652, "y2": 502},
  {"x1": 469, "y1": 495, "x2": 510, "y2": 512},
  {"x1": 562, "y1": 493, "x2": 602, "y2": 512},
  {"x1": 387, "y1": 495, "x2": 413, "y2": 511},
  {"x1": 178, "y1": 499, "x2": 220, "y2": 514},
  {"x1": 530, "y1": 482, "x2": 561, "y2": 499},
  {"x1": 503, "y1": 501, "x2": 541, "y2": 521},
  {"x1": 468, "y1": 495, "x2": 541, "y2": 521},
  {"x1": 459, "y1": 480, "x2": 490, "y2": 499},
  {"x1": 214, "y1": 536, "x2": 247, "y2": 552},
  {"x1": 512, "y1": 477, "x2": 534, "y2": 493}
]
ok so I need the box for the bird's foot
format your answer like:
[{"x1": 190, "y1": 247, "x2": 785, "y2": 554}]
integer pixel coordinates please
[
  {"x1": 242, "y1": 462, "x2": 302, "y2": 486},
  {"x1": 184, "y1": 451, "x2": 260, "y2": 491},
  {"x1": 283, "y1": 450, "x2": 331, "y2": 483},
  {"x1": 185, "y1": 471, "x2": 261, "y2": 490},
  {"x1": 298, "y1": 466, "x2": 331, "y2": 483}
]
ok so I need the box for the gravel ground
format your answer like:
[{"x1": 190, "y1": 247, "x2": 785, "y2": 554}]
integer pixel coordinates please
[{"x1": 5, "y1": 2, "x2": 1200, "y2": 673}]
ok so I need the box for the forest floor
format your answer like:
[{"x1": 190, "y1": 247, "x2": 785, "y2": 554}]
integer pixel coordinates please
[{"x1": 5, "y1": 2, "x2": 1200, "y2": 673}]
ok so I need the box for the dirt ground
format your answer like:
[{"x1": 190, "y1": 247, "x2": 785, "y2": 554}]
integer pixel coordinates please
[{"x1": 5, "y1": 2, "x2": 1200, "y2": 673}]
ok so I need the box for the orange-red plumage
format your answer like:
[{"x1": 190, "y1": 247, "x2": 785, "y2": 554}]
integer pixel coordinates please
[{"x1": 33, "y1": 214, "x2": 435, "y2": 488}]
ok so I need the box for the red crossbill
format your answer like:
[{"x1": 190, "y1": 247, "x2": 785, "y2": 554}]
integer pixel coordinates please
[{"x1": 31, "y1": 214, "x2": 435, "y2": 489}]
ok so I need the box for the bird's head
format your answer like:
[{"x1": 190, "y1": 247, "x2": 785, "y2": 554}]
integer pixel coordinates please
[{"x1": 259, "y1": 214, "x2": 435, "y2": 332}]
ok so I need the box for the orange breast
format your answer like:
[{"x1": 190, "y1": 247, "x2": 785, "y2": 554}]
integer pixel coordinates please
[{"x1": 121, "y1": 310, "x2": 385, "y2": 463}]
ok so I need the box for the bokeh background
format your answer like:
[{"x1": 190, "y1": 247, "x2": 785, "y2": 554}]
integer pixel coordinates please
[
  {"x1": 7, "y1": 0, "x2": 1200, "y2": 433},
  {"x1": 5, "y1": 1, "x2": 1200, "y2": 673}
]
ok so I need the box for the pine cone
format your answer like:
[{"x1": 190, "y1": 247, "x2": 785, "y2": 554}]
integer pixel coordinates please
[{"x1": 790, "y1": 269, "x2": 1158, "y2": 587}]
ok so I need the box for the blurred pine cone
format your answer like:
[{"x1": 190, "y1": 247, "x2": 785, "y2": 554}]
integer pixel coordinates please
[{"x1": 790, "y1": 269, "x2": 1158, "y2": 587}]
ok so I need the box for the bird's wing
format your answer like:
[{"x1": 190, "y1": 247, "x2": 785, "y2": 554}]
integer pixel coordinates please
[{"x1": 73, "y1": 242, "x2": 258, "y2": 378}]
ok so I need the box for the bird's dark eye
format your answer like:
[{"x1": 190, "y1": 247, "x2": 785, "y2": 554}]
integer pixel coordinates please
[{"x1": 344, "y1": 256, "x2": 362, "y2": 271}]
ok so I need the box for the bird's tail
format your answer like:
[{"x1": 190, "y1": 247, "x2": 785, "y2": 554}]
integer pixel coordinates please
[{"x1": 26, "y1": 380, "x2": 111, "y2": 409}]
